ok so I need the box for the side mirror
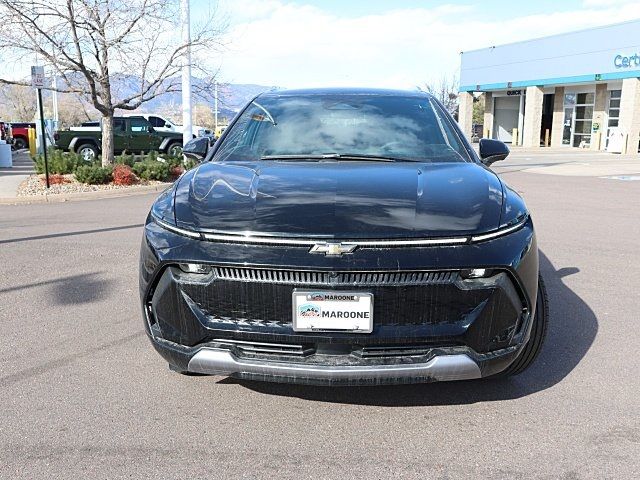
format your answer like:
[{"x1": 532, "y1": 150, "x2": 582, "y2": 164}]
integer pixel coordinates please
[
  {"x1": 183, "y1": 136, "x2": 209, "y2": 161},
  {"x1": 147, "y1": 126, "x2": 155, "y2": 133},
  {"x1": 165, "y1": 123, "x2": 172, "y2": 128},
  {"x1": 479, "y1": 138, "x2": 509, "y2": 166}
]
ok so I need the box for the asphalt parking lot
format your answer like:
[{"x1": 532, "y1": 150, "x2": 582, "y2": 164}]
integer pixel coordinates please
[{"x1": 1, "y1": 152, "x2": 639, "y2": 479}]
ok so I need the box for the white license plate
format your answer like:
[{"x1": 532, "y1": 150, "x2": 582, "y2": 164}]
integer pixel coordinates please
[{"x1": 292, "y1": 290, "x2": 373, "y2": 333}]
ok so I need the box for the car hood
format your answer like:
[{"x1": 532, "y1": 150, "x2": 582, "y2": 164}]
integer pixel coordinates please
[{"x1": 173, "y1": 161, "x2": 504, "y2": 238}]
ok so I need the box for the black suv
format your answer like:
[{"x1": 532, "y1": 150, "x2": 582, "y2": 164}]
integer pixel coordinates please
[{"x1": 139, "y1": 88, "x2": 547, "y2": 386}]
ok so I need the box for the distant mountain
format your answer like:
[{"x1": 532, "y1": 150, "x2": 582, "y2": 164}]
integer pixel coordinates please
[
  {"x1": 0, "y1": 75, "x2": 276, "y2": 125},
  {"x1": 218, "y1": 83, "x2": 278, "y2": 114},
  {"x1": 123, "y1": 81, "x2": 277, "y2": 121},
  {"x1": 109, "y1": 76, "x2": 276, "y2": 122}
]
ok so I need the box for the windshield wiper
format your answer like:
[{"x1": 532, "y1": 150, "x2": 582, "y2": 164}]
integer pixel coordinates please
[
  {"x1": 325, "y1": 153, "x2": 419, "y2": 162},
  {"x1": 261, "y1": 153, "x2": 416, "y2": 162}
]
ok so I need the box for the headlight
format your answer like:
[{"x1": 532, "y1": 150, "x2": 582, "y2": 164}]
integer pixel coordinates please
[
  {"x1": 151, "y1": 213, "x2": 202, "y2": 239},
  {"x1": 470, "y1": 215, "x2": 528, "y2": 242}
]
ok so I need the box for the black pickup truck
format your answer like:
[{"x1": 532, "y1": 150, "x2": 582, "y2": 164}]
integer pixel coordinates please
[{"x1": 54, "y1": 116, "x2": 183, "y2": 161}]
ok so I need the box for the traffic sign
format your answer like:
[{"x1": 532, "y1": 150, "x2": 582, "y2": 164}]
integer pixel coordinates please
[{"x1": 31, "y1": 66, "x2": 45, "y2": 88}]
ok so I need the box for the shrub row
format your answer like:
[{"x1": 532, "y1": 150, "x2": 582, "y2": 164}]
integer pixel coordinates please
[
  {"x1": 74, "y1": 165, "x2": 113, "y2": 184},
  {"x1": 33, "y1": 149, "x2": 82, "y2": 175},
  {"x1": 33, "y1": 149, "x2": 194, "y2": 185}
]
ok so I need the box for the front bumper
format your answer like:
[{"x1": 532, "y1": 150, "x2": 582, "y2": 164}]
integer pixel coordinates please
[
  {"x1": 140, "y1": 216, "x2": 538, "y2": 385},
  {"x1": 188, "y1": 348, "x2": 481, "y2": 383}
]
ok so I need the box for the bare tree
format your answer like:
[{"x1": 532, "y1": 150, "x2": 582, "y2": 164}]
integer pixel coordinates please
[
  {"x1": 56, "y1": 93, "x2": 100, "y2": 127},
  {"x1": 0, "y1": 0, "x2": 225, "y2": 165},
  {"x1": 193, "y1": 103, "x2": 215, "y2": 129},
  {"x1": 0, "y1": 84, "x2": 39, "y2": 121},
  {"x1": 419, "y1": 75, "x2": 459, "y2": 116}
]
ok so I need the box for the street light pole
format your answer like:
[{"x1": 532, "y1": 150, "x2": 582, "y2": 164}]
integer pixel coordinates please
[
  {"x1": 214, "y1": 80, "x2": 218, "y2": 132},
  {"x1": 181, "y1": 0, "x2": 193, "y2": 148}
]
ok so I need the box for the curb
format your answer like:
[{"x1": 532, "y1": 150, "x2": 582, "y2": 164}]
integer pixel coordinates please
[{"x1": 0, "y1": 183, "x2": 171, "y2": 205}]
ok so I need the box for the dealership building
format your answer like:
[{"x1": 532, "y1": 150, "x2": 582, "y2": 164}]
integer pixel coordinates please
[{"x1": 457, "y1": 19, "x2": 640, "y2": 155}]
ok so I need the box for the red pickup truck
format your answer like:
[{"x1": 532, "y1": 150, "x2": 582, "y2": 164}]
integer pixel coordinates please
[{"x1": 10, "y1": 122, "x2": 35, "y2": 150}]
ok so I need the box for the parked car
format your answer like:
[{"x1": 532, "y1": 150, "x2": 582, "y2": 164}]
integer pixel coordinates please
[
  {"x1": 140, "y1": 88, "x2": 547, "y2": 385},
  {"x1": 54, "y1": 116, "x2": 183, "y2": 160},
  {"x1": 10, "y1": 122, "x2": 35, "y2": 149},
  {"x1": 122, "y1": 113, "x2": 212, "y2": 138},
  {"x1": 0, "y1": 121, "x2": 13, "y2": 145}
]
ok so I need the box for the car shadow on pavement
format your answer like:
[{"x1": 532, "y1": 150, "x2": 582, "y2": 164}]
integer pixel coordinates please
[
  {"x1": 227, "y1": 251, "x2": 598, "y2": 405},
  {"x1": 0, "y1": 272, "x2": 115, "y2": 306},
  {"x1": 0, "y1": 223, "x2": 144, "y2": 245},
  {"x1": 47, "y1": 273, "x2": 115, "y2": 306}
]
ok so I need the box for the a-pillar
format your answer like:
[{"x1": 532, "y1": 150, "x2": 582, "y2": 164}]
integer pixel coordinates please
[
  {"x1": 522, "y1": 86, "x2": 544, "y2": 148},
  {"x1": 619, "y1": 78, "x2": 640, "y2": 155},
  {"x1": 550, "y1": 86, "x2": 565, "y2": 147},
  {"x1": 483, "y1": 92, "x2": 494, "y2": 139},
  {"x1": 457, "y1": 91, "x2": 474, "y2": 141},
  {"x1": 591, "y1": 84, "x2": 607, "y2": 150}
]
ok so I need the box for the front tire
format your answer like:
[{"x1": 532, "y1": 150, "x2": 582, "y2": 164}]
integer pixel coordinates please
[
  {"x1": 500, "y1": 275, "x2": 549, "y2": 376},
  {"x1": 77, "y1": 143, "x2": 98, "y2": 162},
  {"x1": 14, "y1": 137, "x2": 27, "y2": 150},
  {"x1": 167, "y1": 142, "x2": 183, "y2": 157}
]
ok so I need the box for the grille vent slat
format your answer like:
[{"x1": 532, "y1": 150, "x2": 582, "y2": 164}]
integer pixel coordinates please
[
  {"x1": 212, "y1": 339, "x2": 312, "y2": 357},
  {"x1": 211, "y1": 267, "x2": 457, "y2": 286}
]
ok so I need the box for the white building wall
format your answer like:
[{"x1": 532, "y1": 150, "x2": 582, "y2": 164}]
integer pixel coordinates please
[{"x1": 460, "y1": 19, "x2": 640, "y2": 90}]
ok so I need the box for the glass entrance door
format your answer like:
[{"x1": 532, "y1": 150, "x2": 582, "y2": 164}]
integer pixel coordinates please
[
  {"x1": 563, "y1": 93, "x2": 595, "y2": 147},
  {"x1": 606, "y1": 90, "x2": 621, "y2": 148}
]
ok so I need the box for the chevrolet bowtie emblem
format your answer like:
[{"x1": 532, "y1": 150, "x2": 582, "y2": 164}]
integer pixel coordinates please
[{"x1": 309, "y1": 242, "x2": 357, "y2": 256}]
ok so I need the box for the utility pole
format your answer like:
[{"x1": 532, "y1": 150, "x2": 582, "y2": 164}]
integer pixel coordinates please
[
  {"x1": 214, "y1": 80, "x2": 218, "y2": 132},
  {"x1": 51, "y1": 74, "x2": 59, "y2": 127},
  {"x1": 181, "y1": 0, "x2": 193, "y2": 148}
]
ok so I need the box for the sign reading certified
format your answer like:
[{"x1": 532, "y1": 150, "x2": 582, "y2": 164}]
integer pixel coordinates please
[
  {"x1": 614, "y1": 53, "x2": 640, "y2": 68},
  {"x1": 292, "y1": 290, "x2": 373, "y2": 333}
]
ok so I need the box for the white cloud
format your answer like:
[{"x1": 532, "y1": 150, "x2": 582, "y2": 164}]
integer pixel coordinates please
[
  {"x1": 582, "y1": 0, "x2": 637, "y2": 6},
  {"x1": 214, "y1": 1, "x2": 640, "y2": 89}
]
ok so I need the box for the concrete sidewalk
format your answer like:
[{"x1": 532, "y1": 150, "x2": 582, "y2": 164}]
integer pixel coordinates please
[
  {"x1": 0, "y1": 150, "x2": 34, "y2": 197},
  {"x1": 496, "y1": 149, "x2": 640, "y2": 177}
]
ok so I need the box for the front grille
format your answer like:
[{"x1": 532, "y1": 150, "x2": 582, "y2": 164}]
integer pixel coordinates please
[
  {"x1": 151, "y1": 266, "x2": 526, "y2": 352},
  {"x1": 212, "y1": 266, "x2": 457, "y2": 286},
  {"x1": 178, "y1": 268, "x2": 500, "y2": 329}
]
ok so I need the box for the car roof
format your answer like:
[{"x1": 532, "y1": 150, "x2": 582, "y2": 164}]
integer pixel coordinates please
[{"x1": 257, "y1": 87, "x2": 433, "y2": 99}]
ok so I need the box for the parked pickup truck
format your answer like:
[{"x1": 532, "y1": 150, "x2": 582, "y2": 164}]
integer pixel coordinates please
[
  {"x1": 10, "y1": 122, "x2": 36, "y2": 150},
  {"x1": 54, "y1": 116, "x2": 184, "y2": 161}
]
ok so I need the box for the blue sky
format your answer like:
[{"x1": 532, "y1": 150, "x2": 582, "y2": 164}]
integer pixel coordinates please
[
  {"x1": 294, "y1": 0, "x2": 585, "y2": 18},
  {"x1": 1, "y1": 0, "x2": 636, "y2": 90},
  {"x1": 199, "y1": 0, "x2": 639, "y2": 89}
]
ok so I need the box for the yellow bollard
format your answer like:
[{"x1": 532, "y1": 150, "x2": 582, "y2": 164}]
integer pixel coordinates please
[
  {"x1": 28, "y1": 127, "x2": 37, "y2": 156},
  {"x1": 544, "y1": 129, "x2": 550, "y2": 147},
  {"x1": 512, "y1": 128, "x2": 518, "y2": 146}
]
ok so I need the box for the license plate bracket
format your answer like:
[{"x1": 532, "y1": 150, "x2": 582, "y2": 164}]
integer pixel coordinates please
[{"x1": 292, "y1": 290, "x2": 373, "y2": 333}]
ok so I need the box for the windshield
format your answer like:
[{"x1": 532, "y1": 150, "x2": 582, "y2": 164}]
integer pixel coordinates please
[{"x1": 213, "y1": 94, "x2": 471, "y2": 163}]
